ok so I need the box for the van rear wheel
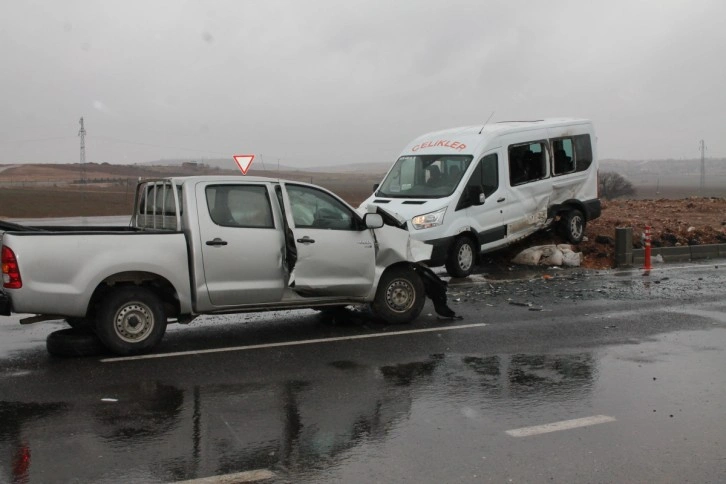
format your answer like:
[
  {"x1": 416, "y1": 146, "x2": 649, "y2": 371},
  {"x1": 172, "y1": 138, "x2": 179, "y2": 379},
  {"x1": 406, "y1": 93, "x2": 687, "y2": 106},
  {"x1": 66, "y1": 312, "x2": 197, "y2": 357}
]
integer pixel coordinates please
[
  {"x1": 562, "y1": 209, "x2": 586, "y2": 244},
  {"x1": 445, "y1": 236, "x2": 477, "y2": 278}
]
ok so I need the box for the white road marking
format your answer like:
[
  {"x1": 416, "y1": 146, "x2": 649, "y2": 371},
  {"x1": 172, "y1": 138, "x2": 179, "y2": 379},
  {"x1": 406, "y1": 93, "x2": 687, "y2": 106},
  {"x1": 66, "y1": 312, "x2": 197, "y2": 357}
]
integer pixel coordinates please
[
  {"x1": 505, "y1": 415, "x2": 616, "y2": 437},
  {"x1": 174, "y1": 469, "x2": 275, "y2": 483},
  {"x1": 100, "y1": 323, "x2": 488, "y2": 363}
]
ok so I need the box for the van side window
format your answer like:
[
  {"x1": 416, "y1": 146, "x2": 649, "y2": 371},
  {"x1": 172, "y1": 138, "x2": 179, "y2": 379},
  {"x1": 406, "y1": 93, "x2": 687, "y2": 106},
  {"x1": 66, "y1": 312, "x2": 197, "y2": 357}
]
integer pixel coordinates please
[
  {"x1": 573, "y1": 135, "x2": 593, "y2": 172},
  {"x1": 552, "y1": 138, "x2": 576, "y2": 175},
  {"x1": 508, "y1": 141, "x2": 549, "y2": 186},
  {"x1": 480, "y1": 153, "x2": 499, "y2": 197}
]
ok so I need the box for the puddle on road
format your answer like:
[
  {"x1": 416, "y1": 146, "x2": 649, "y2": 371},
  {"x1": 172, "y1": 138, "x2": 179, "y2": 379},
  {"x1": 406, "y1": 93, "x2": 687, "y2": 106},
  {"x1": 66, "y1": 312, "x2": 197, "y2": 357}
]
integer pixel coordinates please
[{"x1": 2, "y1": 328, "x2": 723, "y2": 483}]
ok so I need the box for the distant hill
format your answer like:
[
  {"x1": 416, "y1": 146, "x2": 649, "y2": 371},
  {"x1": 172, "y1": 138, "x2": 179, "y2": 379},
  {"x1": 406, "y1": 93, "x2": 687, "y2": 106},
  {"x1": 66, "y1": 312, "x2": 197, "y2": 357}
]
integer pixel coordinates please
[
  {"x1": 600, "y1": 158, "x2": 726, "y2": 182},
  {"x1": 600, "y1": 157, "x2": 726, "y2": 198},
  {"x1": 304, "y1": 161, "x2": 392, "y2": 174},
  {"x1": 144, "y1": 158, "x2": 391, "y2": 175}
]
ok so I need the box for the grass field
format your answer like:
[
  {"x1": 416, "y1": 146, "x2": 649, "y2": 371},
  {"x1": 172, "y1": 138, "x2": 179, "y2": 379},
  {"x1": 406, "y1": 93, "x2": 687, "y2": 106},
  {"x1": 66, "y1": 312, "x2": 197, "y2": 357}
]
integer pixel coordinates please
[
  {"x1": 3, "y1": 162, "x2": 725, "y2": 219},
  {"x1": 0, "y1": 164, "x2": 384, "y2": 218}
]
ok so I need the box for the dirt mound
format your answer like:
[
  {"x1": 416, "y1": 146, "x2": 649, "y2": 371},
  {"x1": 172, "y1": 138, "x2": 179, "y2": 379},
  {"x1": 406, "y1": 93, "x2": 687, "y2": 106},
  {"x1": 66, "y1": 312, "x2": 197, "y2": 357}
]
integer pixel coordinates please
[{"x1": 483, "y1": 198, "x2": 726, "y2": 270}]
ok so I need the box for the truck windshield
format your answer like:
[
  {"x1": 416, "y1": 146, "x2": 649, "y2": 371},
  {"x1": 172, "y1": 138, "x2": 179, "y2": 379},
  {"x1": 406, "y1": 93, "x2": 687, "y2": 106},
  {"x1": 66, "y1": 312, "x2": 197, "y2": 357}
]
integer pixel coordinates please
[{"x1": 376, "y1": 155, "x2": 473, "y2": 198}]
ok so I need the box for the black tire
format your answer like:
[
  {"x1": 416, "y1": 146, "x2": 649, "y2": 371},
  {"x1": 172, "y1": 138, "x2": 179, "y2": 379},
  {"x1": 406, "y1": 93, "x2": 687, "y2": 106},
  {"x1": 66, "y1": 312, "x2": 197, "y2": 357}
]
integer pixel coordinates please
[
  {"x1": 46, "y1": 328, "x2": 107, "y2": 357},
  {"x1": 312, "y1": 305, "x2": 348, "y2": 314},
  {"x1": 95, "y1": 287, "x2": 167, "y2": 356},
  {"x1": 562, "y1": 209, "x2": 586, "y2": 244},
  {"x1": 65, "y1": 317, "x2": 92, "y2": 330},
  {"x1": 445, "y1": 236, "x2": 477, "y2": 278},
  {"x1": 371, "y1": 266, "x2": 425, "y2": 324}
]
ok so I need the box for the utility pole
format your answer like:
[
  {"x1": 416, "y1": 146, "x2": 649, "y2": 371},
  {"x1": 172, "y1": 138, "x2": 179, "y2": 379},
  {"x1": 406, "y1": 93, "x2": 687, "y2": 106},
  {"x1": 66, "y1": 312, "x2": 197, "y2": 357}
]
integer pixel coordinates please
[
  {"x1": 78, "y1": 117, "x2": 87, "y2": 184},
  {"x1": 699, "y1": 139, "x2": 706, "y2": 193}
]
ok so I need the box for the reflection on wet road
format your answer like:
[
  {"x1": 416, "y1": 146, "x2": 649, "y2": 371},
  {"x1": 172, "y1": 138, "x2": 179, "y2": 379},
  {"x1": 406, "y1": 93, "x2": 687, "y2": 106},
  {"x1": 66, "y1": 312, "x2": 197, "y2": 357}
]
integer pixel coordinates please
[{"x1": 1, "y1": 264, "x2": 725, "y2": 482}]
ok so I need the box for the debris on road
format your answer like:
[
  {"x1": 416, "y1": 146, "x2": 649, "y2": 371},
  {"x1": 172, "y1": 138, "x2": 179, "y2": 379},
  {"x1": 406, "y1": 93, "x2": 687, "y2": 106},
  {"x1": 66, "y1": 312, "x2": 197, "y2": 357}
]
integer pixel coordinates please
[{"x1": 509, "y1": 301, "x2": 533, "y2": 307}]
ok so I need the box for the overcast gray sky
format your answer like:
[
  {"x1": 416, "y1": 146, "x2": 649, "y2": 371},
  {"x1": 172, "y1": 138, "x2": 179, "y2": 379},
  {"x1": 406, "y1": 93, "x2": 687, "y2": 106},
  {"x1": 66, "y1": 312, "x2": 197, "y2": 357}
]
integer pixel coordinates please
[{"x1": 1, "y1": 0, "x2": 724, "y2": 167}]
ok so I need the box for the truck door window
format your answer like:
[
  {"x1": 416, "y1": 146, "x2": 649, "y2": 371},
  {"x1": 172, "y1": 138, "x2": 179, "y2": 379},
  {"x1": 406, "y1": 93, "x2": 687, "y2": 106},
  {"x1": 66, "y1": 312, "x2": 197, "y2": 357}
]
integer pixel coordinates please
[
  {"x1": 508, "y1": 141, "x2": 549, "y2": 186},
  {"x1": 287, "y1": 185, "x2": 356, "y2": 230},
  {"x1": 552, "y1": 138, "x2": 576, "y2": 175},
  {"x1": 205, "y1": 185, "x2": 274, "y2": 228}
]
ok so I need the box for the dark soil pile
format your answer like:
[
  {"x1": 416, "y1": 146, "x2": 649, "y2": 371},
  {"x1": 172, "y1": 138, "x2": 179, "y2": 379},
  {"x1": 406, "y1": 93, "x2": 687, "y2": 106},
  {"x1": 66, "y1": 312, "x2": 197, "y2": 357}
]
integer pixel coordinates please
[{"x1": 484, "y1": 198, "x2": 726, "y2": 270}]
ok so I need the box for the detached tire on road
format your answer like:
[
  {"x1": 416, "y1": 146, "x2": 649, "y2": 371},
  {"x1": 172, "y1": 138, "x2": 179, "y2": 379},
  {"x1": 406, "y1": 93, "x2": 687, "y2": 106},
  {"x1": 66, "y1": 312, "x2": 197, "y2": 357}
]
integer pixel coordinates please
[
  {"x1": 95, "y1": 287, "x2": 167, "y2": 356},
  {"x1": 371, "y1": 266, "x2": 425, "y2": 324},
  {"x1": 562, "y1": 209, "x2": 586, "y2": 244},
  {"x1": 445, "y1": 236, "x2": 477, "y2": 278},
  {"x1": 46, "y1": 328, "x2": 107, "y2": 357},
  {"x1": 65, "y1": 317, "x2": 93, "y2": 330}
]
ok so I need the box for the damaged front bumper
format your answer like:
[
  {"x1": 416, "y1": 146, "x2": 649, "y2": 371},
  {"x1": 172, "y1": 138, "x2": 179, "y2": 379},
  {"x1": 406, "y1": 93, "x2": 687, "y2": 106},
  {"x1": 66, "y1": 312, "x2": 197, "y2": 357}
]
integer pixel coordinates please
[{"x1": 0, "y1": 291, "x2": 11, "y2": 316}]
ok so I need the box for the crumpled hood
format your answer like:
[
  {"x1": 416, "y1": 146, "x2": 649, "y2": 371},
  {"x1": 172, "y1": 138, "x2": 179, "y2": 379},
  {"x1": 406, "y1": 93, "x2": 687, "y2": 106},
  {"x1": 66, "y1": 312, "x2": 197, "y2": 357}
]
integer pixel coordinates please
[
  {"x1": 359, "y1": 199, "x2": 446, "y2": 222},
  {"x1": 374, "y1": 224, "x2": 432, "y2": 266},
  {"x1": 356, "y1": 205, "x2": 432, "y2": 265}
]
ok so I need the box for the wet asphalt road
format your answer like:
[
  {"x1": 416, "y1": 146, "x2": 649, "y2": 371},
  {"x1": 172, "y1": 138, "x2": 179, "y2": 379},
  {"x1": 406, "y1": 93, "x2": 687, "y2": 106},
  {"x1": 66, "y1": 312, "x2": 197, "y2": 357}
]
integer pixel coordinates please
[{"x1": 1, "y1": 262, "x2": 725, "y2": 483}]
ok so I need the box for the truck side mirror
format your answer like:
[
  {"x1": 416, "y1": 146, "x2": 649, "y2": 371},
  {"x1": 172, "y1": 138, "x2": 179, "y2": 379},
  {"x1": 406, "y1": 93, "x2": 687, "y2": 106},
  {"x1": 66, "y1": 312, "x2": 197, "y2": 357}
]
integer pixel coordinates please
[{"x1": 363, "y1": 213, "x2": 384, "y2": 229}]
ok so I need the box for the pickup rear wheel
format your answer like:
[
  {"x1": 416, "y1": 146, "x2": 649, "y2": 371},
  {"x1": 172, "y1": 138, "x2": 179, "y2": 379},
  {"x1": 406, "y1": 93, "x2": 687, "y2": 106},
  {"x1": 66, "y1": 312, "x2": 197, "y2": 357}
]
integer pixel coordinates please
[
  {"x1": 371, "y1": 266, "x2": 425, "y2": 324},
  {"x1": 95, "y1": 287, "x2": 167, "y2": 356}
]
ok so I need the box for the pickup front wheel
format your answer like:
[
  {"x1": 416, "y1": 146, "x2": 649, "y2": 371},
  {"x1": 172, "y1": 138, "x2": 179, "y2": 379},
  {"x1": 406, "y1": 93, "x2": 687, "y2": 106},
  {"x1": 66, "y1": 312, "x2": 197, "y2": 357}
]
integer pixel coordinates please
[
  {"x1": 371, "y1": 266, "x2": 425, "y2": 324},
  {"x1": 95, "y1": 287, "x2": 167, "y2": 356}
]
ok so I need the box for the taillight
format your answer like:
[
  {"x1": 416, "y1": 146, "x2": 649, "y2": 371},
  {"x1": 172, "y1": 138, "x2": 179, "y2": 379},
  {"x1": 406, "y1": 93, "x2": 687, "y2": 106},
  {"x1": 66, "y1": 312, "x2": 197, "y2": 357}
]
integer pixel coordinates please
[{"x1": 1, "y1": 245, "x2": 22, "y2": 289}]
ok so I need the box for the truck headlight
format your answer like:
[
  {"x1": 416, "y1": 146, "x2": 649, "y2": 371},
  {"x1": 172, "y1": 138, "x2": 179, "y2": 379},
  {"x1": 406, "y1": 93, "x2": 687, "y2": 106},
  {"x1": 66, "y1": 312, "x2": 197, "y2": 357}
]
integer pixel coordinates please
[{"x1": 411, "y1": 207, "x2": 447, "y2": 230}]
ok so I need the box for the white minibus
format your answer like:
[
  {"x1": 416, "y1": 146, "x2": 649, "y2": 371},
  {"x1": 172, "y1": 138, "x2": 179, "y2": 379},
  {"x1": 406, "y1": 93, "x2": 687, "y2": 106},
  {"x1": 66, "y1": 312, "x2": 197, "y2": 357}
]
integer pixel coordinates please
[{"x1": 361, "y1": 118, "x2": 601, "y2": 277}]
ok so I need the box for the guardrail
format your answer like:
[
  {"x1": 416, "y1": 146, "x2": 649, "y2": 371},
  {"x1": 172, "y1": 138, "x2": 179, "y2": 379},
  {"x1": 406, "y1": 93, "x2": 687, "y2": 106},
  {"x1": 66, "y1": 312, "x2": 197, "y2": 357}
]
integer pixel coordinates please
[{"x1": 614, "y1": 227, "x2": 726, "y2": 267}]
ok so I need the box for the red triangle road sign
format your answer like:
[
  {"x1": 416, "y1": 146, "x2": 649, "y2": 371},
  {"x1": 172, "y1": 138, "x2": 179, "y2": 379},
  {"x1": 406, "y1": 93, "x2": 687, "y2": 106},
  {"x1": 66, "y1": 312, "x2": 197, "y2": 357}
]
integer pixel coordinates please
[{"x1": 233, "y1": 154, "x2": 255, "y2": 175}]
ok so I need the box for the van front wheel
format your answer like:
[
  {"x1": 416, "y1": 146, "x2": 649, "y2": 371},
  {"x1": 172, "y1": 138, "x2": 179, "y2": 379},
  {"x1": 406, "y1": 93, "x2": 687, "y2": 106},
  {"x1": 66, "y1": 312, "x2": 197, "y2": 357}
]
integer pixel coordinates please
[{"x1": 445, "y1": 236, "x2": 477, "y2": 278}]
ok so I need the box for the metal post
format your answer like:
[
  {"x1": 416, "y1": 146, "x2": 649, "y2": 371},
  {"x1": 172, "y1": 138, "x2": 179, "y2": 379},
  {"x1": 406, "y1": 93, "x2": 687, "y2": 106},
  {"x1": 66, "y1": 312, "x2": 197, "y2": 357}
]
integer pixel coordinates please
[{"x1": 614, "y1": 227, "x2": 633, "y2": 267}]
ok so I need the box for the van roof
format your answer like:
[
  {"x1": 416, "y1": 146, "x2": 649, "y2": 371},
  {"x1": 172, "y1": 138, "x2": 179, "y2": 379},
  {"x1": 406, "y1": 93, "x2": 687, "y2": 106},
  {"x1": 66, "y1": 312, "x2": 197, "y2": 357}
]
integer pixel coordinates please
[{"x1": 420, "y1": 118, "x2": 591, "y2": 139}]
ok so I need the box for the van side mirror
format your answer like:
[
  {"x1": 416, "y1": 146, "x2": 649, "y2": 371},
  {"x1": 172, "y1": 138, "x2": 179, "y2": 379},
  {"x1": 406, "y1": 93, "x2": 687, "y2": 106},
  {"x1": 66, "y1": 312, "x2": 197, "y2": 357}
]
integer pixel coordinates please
[
  {"x1": 372, "y1": 183, "x2": 380, "y2": 193},
  {"x1": 468, "y1": 185, "x2": 486, "y2": 206},
  {"x1": 363, "y1": 213, "x2": 384, "y2": 229}
]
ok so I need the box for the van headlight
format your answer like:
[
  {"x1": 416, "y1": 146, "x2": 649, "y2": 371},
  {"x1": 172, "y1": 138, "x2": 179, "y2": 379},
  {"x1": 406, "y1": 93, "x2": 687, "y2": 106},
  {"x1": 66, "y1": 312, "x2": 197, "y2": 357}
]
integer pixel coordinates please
[{"x1": 411, "y1": 207, "x2": 447, "y2": 230}]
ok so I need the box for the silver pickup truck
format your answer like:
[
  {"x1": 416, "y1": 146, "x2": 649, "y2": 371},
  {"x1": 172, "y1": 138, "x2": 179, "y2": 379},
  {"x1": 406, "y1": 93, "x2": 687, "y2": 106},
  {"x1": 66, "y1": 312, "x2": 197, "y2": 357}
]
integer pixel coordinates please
[{"x1": 0, "y1": 176, "x2": 437, "y2": 355}]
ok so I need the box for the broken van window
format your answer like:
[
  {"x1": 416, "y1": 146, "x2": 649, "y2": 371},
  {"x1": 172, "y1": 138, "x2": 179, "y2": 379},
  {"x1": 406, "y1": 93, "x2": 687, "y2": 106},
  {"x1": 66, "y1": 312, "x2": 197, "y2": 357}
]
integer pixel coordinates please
[
  {"x1": 574, "y1": 135, "x2": 593, "y2": 172},
  {"x1": 508, "y1": 141, "x2": 549, "y2": 186},
  {"x1": 552, "y1": 138, "x2": 576, "y2": 175},
  {"x1": 377, "y1": 155, "x2": 473, "y2": 198}
]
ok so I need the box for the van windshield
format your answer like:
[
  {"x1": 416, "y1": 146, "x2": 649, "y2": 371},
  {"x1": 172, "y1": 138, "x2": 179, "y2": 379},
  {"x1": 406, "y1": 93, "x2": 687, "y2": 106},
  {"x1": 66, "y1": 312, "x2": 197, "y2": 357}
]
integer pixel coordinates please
[{"x1": 377, "y1": 155, "x2": 473, "y2": 198}]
